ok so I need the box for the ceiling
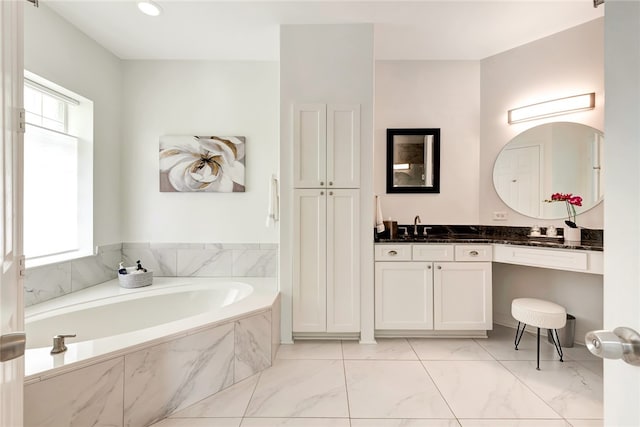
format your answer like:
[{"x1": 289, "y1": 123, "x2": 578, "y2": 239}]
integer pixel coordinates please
[{"x1": 42, "y1": 0, "x2": 603, "y2": 61}]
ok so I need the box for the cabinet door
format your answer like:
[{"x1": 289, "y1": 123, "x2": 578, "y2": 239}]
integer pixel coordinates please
[
  {"x1": 327, "y1": 104, "x2": 360, "y2": 188},
  {"x1": 433, "y1": 262, "x2": 492, "y2": 330},
  {"x1": 293, "y1": 189, "x2": 327, "y2": 332},
  {"x1": 293, "y1": 104, "x2": 326, "y2": 188},
  {"x1": 326, "y1": 189, "x2": 360, "y2": 333},
  {"x1": 374, "y1": 262, "x2": 434, "y2": 330}
]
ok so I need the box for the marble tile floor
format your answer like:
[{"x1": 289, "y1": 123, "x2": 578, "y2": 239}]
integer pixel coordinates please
[{"x1": 151, "y1": 324, "x2": 602, "y2": 427}]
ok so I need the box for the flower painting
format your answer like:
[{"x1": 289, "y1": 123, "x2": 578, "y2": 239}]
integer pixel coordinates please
[{"x1": 159, "y1": 135, "x2": 245, "y2": 192}]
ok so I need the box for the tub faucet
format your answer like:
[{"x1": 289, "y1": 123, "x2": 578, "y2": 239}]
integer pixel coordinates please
[
  {"x1": 50, "y1": 334, "x2": 76, "y2": 355},
  {"x1": 414, "y1": 215, "x2": 421, "y2": 235}
]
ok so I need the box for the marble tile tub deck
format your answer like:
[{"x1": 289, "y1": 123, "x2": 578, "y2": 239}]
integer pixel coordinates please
[{"x1": 152, "y1": 324, "x2": 603, "y2": 427}]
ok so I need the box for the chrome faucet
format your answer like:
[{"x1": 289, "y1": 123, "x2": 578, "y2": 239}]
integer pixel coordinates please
[
  {"x1": 414, "y1": 215, "x2": 421, "y2": 235},
  {"x1": 50, "y1": 334, "x2": 76, "y2": 355}
]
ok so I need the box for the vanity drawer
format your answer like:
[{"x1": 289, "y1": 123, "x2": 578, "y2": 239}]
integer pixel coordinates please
[
  {"x1": 455, "y1": 245, "x2": 493, "y2": 261},
  {"x1": 493, "y1": 244, "x2": 588, "y2": 271},
  {"x1": 412, "y1": 245, "x2": 454, "y2": 261},
  {"x1": 375, "y1": 244, "x2": 412, "y2": 261}
]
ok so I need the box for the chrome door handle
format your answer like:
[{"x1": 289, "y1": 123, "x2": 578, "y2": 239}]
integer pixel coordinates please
[
  {"x1": 0, "y1": 332, "x2": 26, "y2": 362},
  {"x1": 586, "y1": 327, "x2": 640, "y2": 366}
]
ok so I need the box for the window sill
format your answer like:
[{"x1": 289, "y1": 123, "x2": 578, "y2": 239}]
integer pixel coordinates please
[{"x1": 25, "y1": 249, "x2": 95, "y2": 269}]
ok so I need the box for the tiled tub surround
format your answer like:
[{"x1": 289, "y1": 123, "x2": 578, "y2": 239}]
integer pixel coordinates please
[
  {"x1": 23, "y1": 243, "x2": 123, "y2": 306},
  {"x1": 24, "y1": 277, "x2": 280, "y2": 427},
  {"x1": 24, "y1": 242, "x2": 278, "y2": 306}
]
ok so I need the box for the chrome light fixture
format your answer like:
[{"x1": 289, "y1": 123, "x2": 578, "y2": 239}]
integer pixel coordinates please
[
  {"x1": 508, "y1": 93, "x2": 595, "y2": 124},
  {"x1": 137, "y1": 0, "x2": 162, "y2": 17}
]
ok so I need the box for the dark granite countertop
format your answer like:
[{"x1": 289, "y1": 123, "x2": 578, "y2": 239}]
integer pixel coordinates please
[{"x1": 374, "y1": 225, "x2": 603, "y2": 252}]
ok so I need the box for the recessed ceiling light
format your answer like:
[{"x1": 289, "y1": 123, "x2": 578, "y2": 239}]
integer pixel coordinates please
[{"x1": 137, "y1": 1, "x2": 162, "y2": 17}]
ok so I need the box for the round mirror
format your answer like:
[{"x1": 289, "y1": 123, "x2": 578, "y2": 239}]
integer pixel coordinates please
[{"x1": 493, "y1": 122, "x2": 604, "y2": 219}]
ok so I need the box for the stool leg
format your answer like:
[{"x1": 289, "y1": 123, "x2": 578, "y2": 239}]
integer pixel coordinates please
[
  {"x1": 549, "y1": 328, "x2": 564, "y2": 362},
  {"x1": 514, "y1": 322, "x2": 526, "y2": 350},
  {"x1": 536, "y1": 327, "x2": 541, "y2": 371}
]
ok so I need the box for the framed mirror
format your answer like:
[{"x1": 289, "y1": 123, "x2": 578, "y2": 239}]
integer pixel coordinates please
[
  {"x1": 386, "y1": 128, "x2": 440, "y2": 193},
  {"x1": 493, "y1": 122, "x2": 604, "y2": 219}
]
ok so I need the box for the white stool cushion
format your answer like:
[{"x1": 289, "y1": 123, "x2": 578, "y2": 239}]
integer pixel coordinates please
[{"x1": 512, "y1": 298, "x2": 567, "y2": 329}]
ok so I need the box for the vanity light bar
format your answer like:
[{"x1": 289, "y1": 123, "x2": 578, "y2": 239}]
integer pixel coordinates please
[{"x1": 508, "y1": 93, "x2": 595, "y2": 124}]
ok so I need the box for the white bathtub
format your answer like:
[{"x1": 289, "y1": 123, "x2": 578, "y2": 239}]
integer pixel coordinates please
[{"x1": 25, "y1": 276, "x2": 278, "y2": 381}]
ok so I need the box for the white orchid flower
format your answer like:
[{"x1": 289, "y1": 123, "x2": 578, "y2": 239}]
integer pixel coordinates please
[{"x1": 159, "y1": 135, "x2": 245, "y2": 192}]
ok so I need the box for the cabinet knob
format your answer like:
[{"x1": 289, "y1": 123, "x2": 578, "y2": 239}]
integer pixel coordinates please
[
  {"x1": 320, "y1": 181, "x2": 324, "y2": 186},
  {"x1": 469, "y1": 250, "x2": 479, "y2": 256},
  {"x1": 329, "y1": 191, "x2": 334, "y2": 196},
  {"x1": 427, "y1": 265, "x2": 432, "y2": 270},
  {"x1": 437, "y1": 265, "x2": 442, "y2": 270},
  {"x1": 388, "y1": 250, "x2": 397, "y2": 256},
  {"x1": 320, "y1": 191, "x2": 324, "y2": 195},
  {"x1": 329, "y1": 181, "x2": 333, "y2": 186}
]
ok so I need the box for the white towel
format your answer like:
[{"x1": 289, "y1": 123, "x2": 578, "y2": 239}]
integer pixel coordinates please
[
  {"x1": 375, "y1": 195, "x2": 385, "y2": 233},
  {"x1": 266, "y1": 174, "x2": 279, "y2": 227}
]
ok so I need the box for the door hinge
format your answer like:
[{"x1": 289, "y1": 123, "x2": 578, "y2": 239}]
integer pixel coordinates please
[
  {"x1": 17, "y1": 108, "x2": 26, "y2": 134},
  {"x1": 19, "y1": 255, "x2": 26, "y2": 277}
]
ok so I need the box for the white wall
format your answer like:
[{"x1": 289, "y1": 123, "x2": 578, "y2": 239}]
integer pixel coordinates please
[
  {"x1": 480, "y1": 19, "x2": 604, "y2": 229},
  {"x1": 120, "y1": 61, "x2": 279, "y2": 243},
  {"x1": 24, "y1": 3, "x2": 122, "y2": 246},
  {"x1": 280, "y1": 24, "x2": 375, "y2": 343},
  {"x1": 375, "y1": 61, "x2": 480, "y2": 225}
]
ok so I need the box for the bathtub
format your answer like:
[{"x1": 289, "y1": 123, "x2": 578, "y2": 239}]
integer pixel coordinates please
[
  {"x1": 25, "y1": 276, "x2": 278, "y2": 379},
  {"x1": 24, "y1": 276, "x2": 280, "y2": 427}
]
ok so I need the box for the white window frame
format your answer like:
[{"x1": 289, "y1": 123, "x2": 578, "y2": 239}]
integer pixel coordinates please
[{"x1": 23, "y1": 71, "x2": 94, "y2": 267}]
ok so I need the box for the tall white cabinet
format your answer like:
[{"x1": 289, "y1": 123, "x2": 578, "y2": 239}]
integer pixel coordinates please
[
  {"x1": 293, "y1": 103, "x2": 360, "y2": 189},
  {"x1": 292, "y1": 103, "x2": 361, "y2": 336}
]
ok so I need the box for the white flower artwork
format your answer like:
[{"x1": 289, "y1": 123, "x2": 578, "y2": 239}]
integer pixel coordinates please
[{"x1": 159, "y1": 135, "x2": 246, "y2": 192}]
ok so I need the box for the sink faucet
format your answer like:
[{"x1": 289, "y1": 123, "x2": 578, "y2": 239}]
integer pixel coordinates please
[{"x1": 414, "y1": 215, "x2": 421, "y2": 235}]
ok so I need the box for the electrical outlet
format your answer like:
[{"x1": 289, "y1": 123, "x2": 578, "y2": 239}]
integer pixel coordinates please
[{"x1": 493, "y1": 211, "x2": 508, "y2": 221}]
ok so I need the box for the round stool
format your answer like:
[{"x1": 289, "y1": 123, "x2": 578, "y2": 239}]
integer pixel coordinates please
[{"x1": 511, "y1": 298, "x2": 567, "y2": 370}]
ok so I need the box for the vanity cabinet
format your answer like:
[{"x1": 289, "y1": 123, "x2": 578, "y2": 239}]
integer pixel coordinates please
[
  {"x1": 374, "y1": 244, "x2": 492, "y2": 333},
  {"x1": 433, "y1": 261, "x2": 492, "y2": 330},
  {"x1": 293, "y1": 188, "x2": 360, "y2": 334},
  {"x1": 375, "y1": 262, "x2": 434, "y2": 330},
  {"x1": 293, "y1": 103, "x2": 360, "y2": 189}
]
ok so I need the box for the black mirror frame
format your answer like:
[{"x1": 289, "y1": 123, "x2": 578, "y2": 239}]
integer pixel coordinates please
[{"x1": 386, "y1": 128, "x2": 441, "y2": 194}]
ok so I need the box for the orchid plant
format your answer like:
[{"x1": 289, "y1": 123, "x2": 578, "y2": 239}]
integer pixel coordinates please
[{"x1": 545, "y1": 193, "x2": 583, "y2": 228}]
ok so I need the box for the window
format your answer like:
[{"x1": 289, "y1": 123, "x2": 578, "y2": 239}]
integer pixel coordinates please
[{"x1": 23, "y1": 72, "x2": 93, "y2": 265}]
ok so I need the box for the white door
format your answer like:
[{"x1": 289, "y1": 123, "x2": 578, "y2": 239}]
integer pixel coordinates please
[
  {"x1": 433, "y1": 262, "x2": 492, "y2": 330},
  {"x1": 603, "y1": 2, "x2": 640, "y2": 425},
  {"x1": 292, "y1": 189, "x2": 326, "y2": 333},
  {"x1": 0, "y1": 1, "x2": 25, "y2": 426},
  {"x1": 493, "y1": 144, "x2": 541, "y2": 217},
  {"x1": 326, "y1": 189, "x2": 359, "y2": 333},
  {"x1": 374, "y1": 262, "x2": 433, "y2": 330},
  {"x1": 293, "y1": 103, "x2": 326, "y2": 188},
  {"x1": 327, "y1": 104, "x2": 360, "y2": 189}
]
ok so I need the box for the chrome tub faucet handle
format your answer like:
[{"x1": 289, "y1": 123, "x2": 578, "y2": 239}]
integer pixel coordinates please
[{"x1": 51, "y1": 334, "x2": 76, "y2": 354}]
